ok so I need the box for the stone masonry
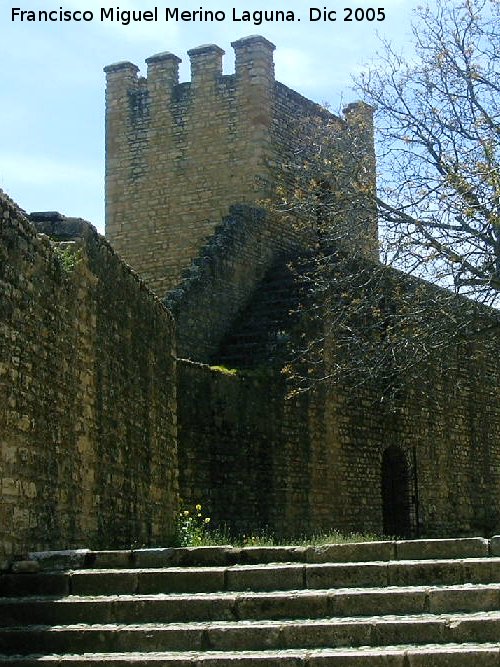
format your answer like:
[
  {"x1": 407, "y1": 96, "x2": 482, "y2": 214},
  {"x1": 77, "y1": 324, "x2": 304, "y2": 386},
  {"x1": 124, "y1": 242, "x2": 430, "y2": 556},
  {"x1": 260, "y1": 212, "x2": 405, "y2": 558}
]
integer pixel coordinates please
[
  {"x1": 1, "y1": 36, "x2": 500, "y2": 562},
  {"x1": 104, "y1": 36, "x2": 377, "y2": 298},
  {"x1": 0, "y1": 193, "x2": 178, "y2": 561}
]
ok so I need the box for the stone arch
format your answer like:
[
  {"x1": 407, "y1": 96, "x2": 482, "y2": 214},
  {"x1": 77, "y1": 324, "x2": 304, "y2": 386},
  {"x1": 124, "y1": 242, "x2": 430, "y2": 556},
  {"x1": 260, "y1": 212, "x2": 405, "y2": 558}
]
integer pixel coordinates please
[{"x1": 381, "y1": 445, "x2": 416, "y2": 538}]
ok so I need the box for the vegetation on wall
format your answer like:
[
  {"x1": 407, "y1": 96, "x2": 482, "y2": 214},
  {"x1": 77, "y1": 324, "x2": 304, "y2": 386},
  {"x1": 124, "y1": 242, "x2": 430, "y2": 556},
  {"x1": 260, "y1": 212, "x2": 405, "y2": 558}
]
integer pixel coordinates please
[{"x1": 53, "y1": 242, "x2": 83, "y2": 274}]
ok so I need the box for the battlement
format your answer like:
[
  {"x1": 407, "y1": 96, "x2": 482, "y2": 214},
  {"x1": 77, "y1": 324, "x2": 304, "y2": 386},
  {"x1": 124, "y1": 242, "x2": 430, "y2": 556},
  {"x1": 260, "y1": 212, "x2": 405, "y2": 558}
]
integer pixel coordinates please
[
  {"x1": 104, "y1": 35, "x2": 275, "y2": 95},
  {"x1": 104, "y1": 36, "x2": 377, "y2": 297}
]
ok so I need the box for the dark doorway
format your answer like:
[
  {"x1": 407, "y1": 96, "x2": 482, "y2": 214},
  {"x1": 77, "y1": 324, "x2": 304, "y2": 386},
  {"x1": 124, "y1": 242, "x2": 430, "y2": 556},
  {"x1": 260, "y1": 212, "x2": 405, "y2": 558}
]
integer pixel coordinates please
[{"x1": 381, "y1": 446, "x2": 414, "y2": 538}]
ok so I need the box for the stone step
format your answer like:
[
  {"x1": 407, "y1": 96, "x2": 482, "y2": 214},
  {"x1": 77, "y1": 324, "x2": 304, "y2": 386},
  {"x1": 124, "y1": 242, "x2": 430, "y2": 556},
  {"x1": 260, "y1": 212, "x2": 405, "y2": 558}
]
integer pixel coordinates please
[
  {"x1": 1, "y1": 612, "x2": 500, "y2": 654},
  {"x1": 2, "y1": 541, "x2": 500, "y2": 666},
  {"x1": 0, "y1": 644, "x2": 498, "y2": 666},
  {"x1": 215, "y1": 258, "x2": 302, "y2": 367},
  {"x1": 2, "y1": 584, "x2": 500, "y2": 626},
  {"x1": 3, "y1": 558, "x2": 500, "y2": 597},
  {"x1": 15, "y1": 538, "x2": 494, "y2": 572}
]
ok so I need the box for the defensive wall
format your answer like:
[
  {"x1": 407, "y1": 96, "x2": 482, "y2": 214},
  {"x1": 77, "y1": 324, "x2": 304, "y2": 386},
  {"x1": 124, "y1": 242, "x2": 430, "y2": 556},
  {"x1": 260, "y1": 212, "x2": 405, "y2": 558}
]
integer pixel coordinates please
[
  {"x1": 0, "y1": 192, "x2": 178, "y2": 561},
  {"x1": 177, "y1": 252, "x2": 500, "y2": 540},
  {"x1": 104, "y1": 36, "x2": 377, "y2": 299},
  {"x1": 2, "y1": 183, "x2": 499, "y2": 557},
  {"x1": 1, "y1": 35, "x2": 500, "y2": 560},
  {"x1": 165, "y1": 204, "x2": 303, "y2": 362}
]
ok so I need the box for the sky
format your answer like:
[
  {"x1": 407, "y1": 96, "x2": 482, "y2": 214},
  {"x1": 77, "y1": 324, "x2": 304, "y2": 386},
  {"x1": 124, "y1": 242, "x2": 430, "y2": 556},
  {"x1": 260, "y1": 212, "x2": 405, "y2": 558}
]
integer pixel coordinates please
[{"x1": 0, "y1": 0, "x2": 425, "y2": 233}]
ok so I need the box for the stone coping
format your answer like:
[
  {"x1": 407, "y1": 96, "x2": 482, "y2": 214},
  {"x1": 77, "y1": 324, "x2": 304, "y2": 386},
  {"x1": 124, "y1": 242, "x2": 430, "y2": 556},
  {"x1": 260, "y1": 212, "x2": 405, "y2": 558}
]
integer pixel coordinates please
[{"x1": 2, "y1": 537, "x2": 499, "y2": 573}]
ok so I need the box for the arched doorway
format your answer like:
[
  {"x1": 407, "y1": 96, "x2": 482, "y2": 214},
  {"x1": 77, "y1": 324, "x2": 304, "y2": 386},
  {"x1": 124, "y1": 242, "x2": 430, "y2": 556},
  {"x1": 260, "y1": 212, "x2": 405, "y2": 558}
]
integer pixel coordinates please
[{"x1": 381, "y1": 446, "x2": 415, "y2": 538}]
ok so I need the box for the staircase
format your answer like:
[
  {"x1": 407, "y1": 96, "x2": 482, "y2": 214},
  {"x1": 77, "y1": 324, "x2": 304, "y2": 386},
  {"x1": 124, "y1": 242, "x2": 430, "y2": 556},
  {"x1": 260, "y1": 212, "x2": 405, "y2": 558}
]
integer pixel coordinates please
[
  {"x1": 215, "y1": 260, "x2": 306, "y2": 369},
  {"x1": 1, "y1": 537, "x2": 500, "y2": 665}
]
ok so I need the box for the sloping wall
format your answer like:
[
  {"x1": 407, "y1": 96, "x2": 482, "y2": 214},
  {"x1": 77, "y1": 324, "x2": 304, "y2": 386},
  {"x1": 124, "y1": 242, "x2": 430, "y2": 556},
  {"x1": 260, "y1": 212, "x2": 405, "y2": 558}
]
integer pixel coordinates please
[
  {"x1": 0, "y1": 195, "x2": 178, "y2": 560},
  {"x1": 165, "y1": 205, "x2": 300, "y2": 363}
]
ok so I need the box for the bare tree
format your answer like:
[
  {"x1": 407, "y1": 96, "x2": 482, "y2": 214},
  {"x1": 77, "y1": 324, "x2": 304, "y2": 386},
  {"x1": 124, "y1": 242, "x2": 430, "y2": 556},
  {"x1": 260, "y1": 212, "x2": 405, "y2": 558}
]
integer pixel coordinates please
[
  {"x1": 357, "y1": 0, "x2": 500, "y2": 302},
  {"x1": 270, "y1": 0, "x2": 500, "y2": 397}
]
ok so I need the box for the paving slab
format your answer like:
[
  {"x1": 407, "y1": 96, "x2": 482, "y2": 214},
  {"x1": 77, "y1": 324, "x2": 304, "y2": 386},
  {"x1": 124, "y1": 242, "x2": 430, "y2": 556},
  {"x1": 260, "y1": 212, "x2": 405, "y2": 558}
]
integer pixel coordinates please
[
  {"x1": 306, "y1": 649, "x2": 405, "y2": 666},
  {"x1": 406, "y1": 645, "x2": 500, "y2": 666},
  {"x1": 396, "y1": 539, "x2": 489, "y2": 561},
  {"x1": 462, "y1": 558, "x2": 500, "y2": 584},
  {"x1": 0, "y1": 653, "x2": 199, "y2": 666},
  {"x1": 306, "y1": 563, "x2": 388, "y2": 589},
  {"x1": 371, "y1": 617, "x2": 445, "y2": 646},
  {"x1": 132, "y1": 547, "x2": 232, "y2": 568},
  {"x1": 197, "y1": 651, "x2": 305, "y2": 666},
  {"x1": 428, "y1": 584, "x2": 500, "y2": 613},
  {"x1": 84, "y1": 551, "x2": 134, "y2": 569},
  {"x1": 137, "y1": 568, "x2": 226, "y2": 594},
  {"x1": 328, "y1": 588, "x2": 427, "y2": 617},
  {"x1": 27, "y1": 549, "x2": 90, "y2": 571},
  {"x1": 0, "y1": 646, "x2": 498, "y2": 666},
  {"x1": 227, "y1": 548, "x2": 308, "y2": 566},
  {"x1": 307, "y1": 542, "x2": 395, "y2": 564},
  {"x1": 3, "y1": 541, "x2": 500, "y2": 666},
  {"x1": 226, "y1": 565, "x2": 304, "y2": 592},
  {"x1": 70, "y1": 571, "x2": 139, "y2": 596},
  {"x1": 6, "y1": 614, "x2": 500, "y2": 655},
  {"x1": 131, "y1": 548, "x2": 178, "y2": 569},
  {"x1": 0, "y1": 573, "x2": 69, "y2": 597},
  {"x1": 490, "y1": 536, "x2": 500, "y2": 557},
  {"x1": 10, "y1": 561, "x2": 41, "y2": 574},
  {"x1": 387, "y1": 560, "x2": 463, "y2": 587},
  {"x1": 235, "y1": 591, "x2": 328, "y2": 621}
]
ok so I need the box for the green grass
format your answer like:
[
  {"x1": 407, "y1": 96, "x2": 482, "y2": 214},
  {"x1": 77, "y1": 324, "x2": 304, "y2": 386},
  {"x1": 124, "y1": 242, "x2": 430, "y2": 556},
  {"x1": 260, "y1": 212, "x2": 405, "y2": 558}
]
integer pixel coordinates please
[
  {"x1": 175, "y1": 503, "x2": 382, "y2": 548},
  {"x1": 181, "y1": 526, "x2": 382, "y2": 548}
]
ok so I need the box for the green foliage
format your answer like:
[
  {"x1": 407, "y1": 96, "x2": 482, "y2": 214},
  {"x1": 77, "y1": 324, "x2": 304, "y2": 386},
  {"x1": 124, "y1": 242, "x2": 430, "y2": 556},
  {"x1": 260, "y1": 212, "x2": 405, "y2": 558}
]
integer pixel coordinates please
[
  {"x1": 209, "y1": 365, "x2": 239, "y2": 376},
  {"x1": 54, "y1": 244, "x2": 82, "y2": 274},
  {"x1": 231, "y1": 529, "x2": 381, "y2": 547},
  {"x1": 175, "y1": 503, "x2": 213, "y2": 546},
  {"x1": 174, "y1": 501, "x2": 381, "y2": 547}
]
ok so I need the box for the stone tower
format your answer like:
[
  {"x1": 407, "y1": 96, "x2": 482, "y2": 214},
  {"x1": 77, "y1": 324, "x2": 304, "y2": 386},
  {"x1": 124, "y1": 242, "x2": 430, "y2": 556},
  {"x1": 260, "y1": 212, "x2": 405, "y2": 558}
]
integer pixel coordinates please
[{"x1": 104, "y1": 36, "x2": 377, "y2": 297}]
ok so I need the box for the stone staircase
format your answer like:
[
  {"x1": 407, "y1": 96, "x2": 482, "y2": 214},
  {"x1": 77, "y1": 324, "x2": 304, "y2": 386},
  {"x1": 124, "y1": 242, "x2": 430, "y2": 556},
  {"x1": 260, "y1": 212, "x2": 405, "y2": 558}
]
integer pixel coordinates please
[
  {"x1": 1, "y1": 538, "x2": 500, "y2": 665},
  {"x1": 215, "y1": 259, "x2": 306, "y2": 369}
]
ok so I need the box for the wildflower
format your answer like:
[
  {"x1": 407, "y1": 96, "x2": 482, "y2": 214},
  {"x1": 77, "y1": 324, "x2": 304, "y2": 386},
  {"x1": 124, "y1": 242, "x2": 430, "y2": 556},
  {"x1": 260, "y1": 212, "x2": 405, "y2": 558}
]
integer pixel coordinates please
[{"x1": 195, "y1": 504, "x2": 202, "y2": 512}]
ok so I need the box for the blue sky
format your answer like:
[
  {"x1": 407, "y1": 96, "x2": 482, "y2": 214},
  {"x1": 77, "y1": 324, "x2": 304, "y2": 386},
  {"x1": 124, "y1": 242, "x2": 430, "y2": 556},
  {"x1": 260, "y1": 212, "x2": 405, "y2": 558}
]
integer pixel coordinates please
[{"x1": 1, "y1": 0, "x2": 424, "y2": 233}]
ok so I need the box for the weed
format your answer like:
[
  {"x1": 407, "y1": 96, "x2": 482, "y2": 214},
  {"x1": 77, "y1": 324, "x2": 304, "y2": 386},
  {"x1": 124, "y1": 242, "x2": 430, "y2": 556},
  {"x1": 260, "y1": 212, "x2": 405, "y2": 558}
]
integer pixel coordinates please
[
  {"x1": 175, "y1": 503, "x2": 213, "y2": 547},
  {"x1": 174, "y1": 503, "x2": 381, "y2": 547},
  {"x1": 54, "y1": 244, "x2": 82, "y2": 273}
]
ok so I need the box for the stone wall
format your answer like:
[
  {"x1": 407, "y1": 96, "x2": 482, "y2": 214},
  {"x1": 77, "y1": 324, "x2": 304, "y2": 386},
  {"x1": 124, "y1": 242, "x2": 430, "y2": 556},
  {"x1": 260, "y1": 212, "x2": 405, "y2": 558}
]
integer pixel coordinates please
[
  {"x1": 104, "y1": 36, "x2": 377, "y2": 301},
  {"x1": 272, "y1": 86, "x2": 378, "y2": 259},
  {"x1": 177, "y1": 268, "x2": 500, "y2": 540},
  {"x1": 0, "y1": 194, "x2": 178, "y2": 560},
  {"x1": 177, "y1": 360, "x2": 313, "y2": 536},
  {"x1": 105, "y1": 36, "x2": 276, "y2": 297},
  {"x1": 165, "y1": 205, "x2": 300, "y2": 363},
  {"x1": 318, "y1": 337, "x2": 500, "y2": 538},
  {"x1": 316, "y1": 262, "x2": 500, "y2": 537}
]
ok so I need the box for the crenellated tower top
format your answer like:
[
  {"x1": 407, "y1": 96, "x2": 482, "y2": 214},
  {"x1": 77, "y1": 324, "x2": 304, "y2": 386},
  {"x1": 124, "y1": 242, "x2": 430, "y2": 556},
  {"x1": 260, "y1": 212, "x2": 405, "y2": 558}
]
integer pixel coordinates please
[{"x1": 104, "y1": 36, "x2": 377, "y2": 297}]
